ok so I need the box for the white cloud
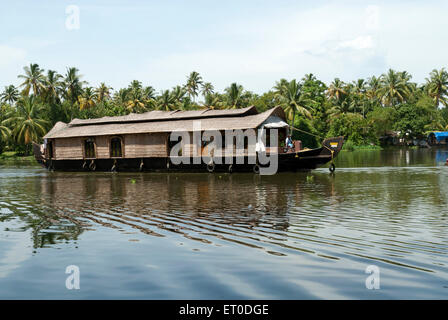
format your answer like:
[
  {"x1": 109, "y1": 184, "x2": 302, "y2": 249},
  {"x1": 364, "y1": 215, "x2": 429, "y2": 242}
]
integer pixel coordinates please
[
  {"x1": 338, "y1": 36, "x2": 375, "y2": 50},
  {"x1": 3, "y1": 1, "x2": 447, "y2": 92},
  {"x1": 375, "y1": 2, "x2": 448, "y2": 81},
  {"x1": 365, "y1": 5, "x2": 380, "y2": 30},
  {"x1": 138, "y1": 4, "x2": 384, "y2": 92},
  {"x1": 137, "y1": 1, "x2": 448, "y2": 92},
  {"x1": 0, "y1": 45, "x2": 27, "y2": 88},
  {"x1": 0, "y1": 45, "x2": 26, "y2": 68}
]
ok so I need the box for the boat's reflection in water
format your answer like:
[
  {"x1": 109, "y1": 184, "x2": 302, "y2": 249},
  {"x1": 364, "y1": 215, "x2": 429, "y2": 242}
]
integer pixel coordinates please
[
  {"x1": 30, "y1": 172, "x2": 338, "y2": 253},
  {"x1": 2, "y1": 149, "x2": 448, "y2": 298},
  {"x1": 2, "y1": 159, "x2": 448, "y2": 299}
]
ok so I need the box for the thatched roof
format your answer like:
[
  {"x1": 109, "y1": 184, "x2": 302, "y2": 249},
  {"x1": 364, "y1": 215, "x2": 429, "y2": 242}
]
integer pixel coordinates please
[
  {"x1": 44, "y1": 121, "x2": 69, "y2": 139},
  {"x1": 69, "y1": 106, "x2": 258, "y2": 126},
  {"x1": 44, "y1": 106, "x2": 286, "y2": 139}
]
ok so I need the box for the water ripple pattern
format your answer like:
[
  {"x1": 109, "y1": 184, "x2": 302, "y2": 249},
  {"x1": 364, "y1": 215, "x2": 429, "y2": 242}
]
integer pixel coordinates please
[{"x1": 0, "y1": 149, "x2": 447, "y2": 299}]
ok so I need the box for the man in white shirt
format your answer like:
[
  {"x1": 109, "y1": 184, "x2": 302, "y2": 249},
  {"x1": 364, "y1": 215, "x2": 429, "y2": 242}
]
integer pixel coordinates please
[{"x1": 285, "y1": 134, "x2": 293, "y2": 151}]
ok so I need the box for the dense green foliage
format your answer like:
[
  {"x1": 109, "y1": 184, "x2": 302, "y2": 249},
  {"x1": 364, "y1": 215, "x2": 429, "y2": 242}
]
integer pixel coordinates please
[{"x1": 1, "y1": 64, "x2": 448, "y2": 154}]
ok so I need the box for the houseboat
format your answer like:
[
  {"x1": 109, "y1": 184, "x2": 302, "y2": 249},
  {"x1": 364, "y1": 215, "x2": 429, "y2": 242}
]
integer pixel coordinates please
[{"x1": 33, "y1": 106, "x2": 344, "y2": 173}]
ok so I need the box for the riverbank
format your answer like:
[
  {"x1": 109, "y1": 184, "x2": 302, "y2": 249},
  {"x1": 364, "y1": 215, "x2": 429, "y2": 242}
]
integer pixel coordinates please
[
  {"x1": 0, "y1": 151, "x2": 35, "y2": 161},
  {"x1": 341, "y1": 141, "x2": 383, "y2": 151},
  {"x1": 341, "y1": 144, "x2": 422, "y2": 152}
]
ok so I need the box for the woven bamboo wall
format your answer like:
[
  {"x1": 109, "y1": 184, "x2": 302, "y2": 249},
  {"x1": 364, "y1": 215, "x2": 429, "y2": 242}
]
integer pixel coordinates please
[
  {"x1": 181, "y1": 132, "x2": 195, "y2": 157},
  {"x1": 53, "y1": 133, "x2": 169, "y2": 160},
  {"x1": 54, "y1": 137, "x2": 83, "y2": 159},
  {"x1": 52, "y1": 131, "x2": 261, "y2": 160},
  {"x1": 176, "y1": 132, "x2": 258, "y2": 158},
  {"x1": 124, "y1": 133, "x2": 168, "y2": 158},
  {"x1": 95, "y1": 136, "x2": 110, "y2": 158}
]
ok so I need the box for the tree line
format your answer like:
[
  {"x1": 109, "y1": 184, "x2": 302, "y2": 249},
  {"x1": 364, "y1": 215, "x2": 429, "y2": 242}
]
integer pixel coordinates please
[{"x1": 1, "y1": 63, "x2": 448, "y2": 154}]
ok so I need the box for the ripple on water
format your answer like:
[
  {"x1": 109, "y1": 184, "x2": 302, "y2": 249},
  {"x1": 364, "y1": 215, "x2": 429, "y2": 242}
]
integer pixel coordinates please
[{"x1": 0, "y1": 154, "x2": 448, "y2": 298}]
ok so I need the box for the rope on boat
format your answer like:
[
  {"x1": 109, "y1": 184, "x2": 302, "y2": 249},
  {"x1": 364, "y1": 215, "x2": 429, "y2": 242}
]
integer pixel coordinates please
[
  {"x1": 289, "y1": 125, "x2": 335, "y2": 170},
  {"x1": 288, "y1": 125, "x2": 323, "y2": 140},
  {"x1": 288, "y1": 124, "x2": 332, "y2": 153}
]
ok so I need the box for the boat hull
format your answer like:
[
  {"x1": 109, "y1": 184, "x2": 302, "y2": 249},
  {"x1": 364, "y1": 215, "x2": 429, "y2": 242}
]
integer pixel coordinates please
[{"x1": 34, "y1": 137, "x2": 344, "y2": 173}]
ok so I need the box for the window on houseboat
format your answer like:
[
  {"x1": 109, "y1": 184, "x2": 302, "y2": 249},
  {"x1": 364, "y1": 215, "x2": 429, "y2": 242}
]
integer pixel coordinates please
[
  {"x1": 110, "y1": 137, "x2": 123, "y2": 158},
  {"x1": 84, "y1": 138, "x2": 96, "y2": 158}
]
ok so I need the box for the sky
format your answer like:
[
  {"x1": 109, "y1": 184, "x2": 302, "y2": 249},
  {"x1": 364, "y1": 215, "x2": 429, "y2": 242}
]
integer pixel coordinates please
[{"x1": 1, "y1": 0, "x2": 447, "y2": 94}]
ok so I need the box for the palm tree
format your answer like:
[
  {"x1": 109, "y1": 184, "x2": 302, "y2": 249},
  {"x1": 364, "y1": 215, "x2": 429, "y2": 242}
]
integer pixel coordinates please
[
  {"x1": 399, "y1": 71, "x2": 416, "y2": 97},
  {"x1": 157, "y1": 90, "x2": 176, "y2": 111},
  {"x1": 350, "y1": 79, "x2": 367, "y2": 116},
  {"x1": 399, "y1": 71, "x2": 412, "y2": 82},
  {"x1": 326, "y1": 78, "x2": 347, "y2": 103},
  {"x1": 185, "y1": 71, "x2": 203, "y2": 102},
  {"x1": 79, "y1": 87, "x2": 97, "y2": 110},
  {"x1": 95, "y1": 83, "x2": 112, "y2": 103},
  {"x1": 0, "y1": 125, "x2": 11, "y2": 141},
  {"x1": 273, "y1": 78, "x2": 289, "y2": 97},
  {"x1": 327, "y1": 78, "x2": 350, "y2": 118},
  {"x1": 201, "y1": 82, "x2": 214, "y2": 98},
  {"x1": 378, "y1": 69, "x2": 410, "y2": 107},
  {"x1": 129, "y1": 80, "x2": 142, "y2": 93},
  {"x1": 202, "y1": 93, "x2": 223, "y2": 109},
  {"x1": 43, "y1": 70, "x2": 63, "y2": 104},
  {"x1": 142, "y1": 86, "x2": 156, "y2": 101},
  {"x1": 126, "y1": 95, "x2": 146, "y2": 112},
  {"x1": 276, "y1": 79, "x2": 312, "y2": 125},
  {"x1": 303, "y1": 74, "x2": 315, "y2": 82},
  {"x1": 142, "y1": 86, "x2": 156, "y2": 109},
  {"x1": 171, "y1": 85, "x2": 187, "y2": 107},
  {"x1": 366, "y1": 76, "x2": 381, "y2": 100},
  {"x1": 0, "y1": 85, "x2": 19, "y2": 104},
  {"x1": 352, "y1": 79, "x2": 366, "y2": 96},
  {"x1": 179, "y1": 96, "x2": 193, "y2": 110},
  {"x1": 224, "y1": 83, "x2": 244, "y2": 109},
  {"x1": 113, "y1": 88, "x2": 130, "y2": 105},
  {"x1": 124, "y1": 80, "x2": 149, "y2": 112},
  {"x1": 18, "y1": 63, "x2": 46, "y2": 96},
  {"x1": 126, "y1": 86, "x2": 146, "y2": 113},
  {"x1": 425, "y1": 68, "x2": 448, "y2": 107},
  {"x1": 63, "y1": 67, "x2": 85, "y2": 104},
  {"x1": 2, "y1": 95, "x2": 50, "y2": 146},
  {"x1": 328, "y1": 100, "x2": 352, "y2": 118}
]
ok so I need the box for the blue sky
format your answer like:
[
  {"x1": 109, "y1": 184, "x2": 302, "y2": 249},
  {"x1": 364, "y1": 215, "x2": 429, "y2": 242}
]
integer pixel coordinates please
[{"x1": 1, "y1": 0, "x2": 447, "y2": 95}]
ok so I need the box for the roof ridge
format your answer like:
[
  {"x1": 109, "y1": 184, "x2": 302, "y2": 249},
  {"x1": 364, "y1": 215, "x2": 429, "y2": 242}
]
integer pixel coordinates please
[{"x1": 68, "y1": 106, "x2": 259, "y2": 127}]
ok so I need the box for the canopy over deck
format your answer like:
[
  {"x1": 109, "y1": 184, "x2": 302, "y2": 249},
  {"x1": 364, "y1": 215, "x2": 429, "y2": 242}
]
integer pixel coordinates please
[{"x1": 428, "y1": 131, "x2": 448, "y2": 142}]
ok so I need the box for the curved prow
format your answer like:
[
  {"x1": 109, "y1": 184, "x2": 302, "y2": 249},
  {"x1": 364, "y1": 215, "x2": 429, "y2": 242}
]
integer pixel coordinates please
[
  {"x1": 321, "y1": 136, "x2": 344, "y2": 158},
  {"x1": 32, "y1": 142, "x2": 46, "y2": 166}
]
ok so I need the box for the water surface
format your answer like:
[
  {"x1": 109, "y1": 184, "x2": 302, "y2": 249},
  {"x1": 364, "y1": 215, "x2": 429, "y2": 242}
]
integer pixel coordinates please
[{"x1": 0, "y1": 148, "x2": 447, "y2": 299}]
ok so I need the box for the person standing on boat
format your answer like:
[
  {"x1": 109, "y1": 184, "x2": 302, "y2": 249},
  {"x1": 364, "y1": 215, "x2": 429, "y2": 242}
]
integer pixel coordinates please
[{"x1": 285, "y1": 134, "x2": 294, "y2": 151}]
